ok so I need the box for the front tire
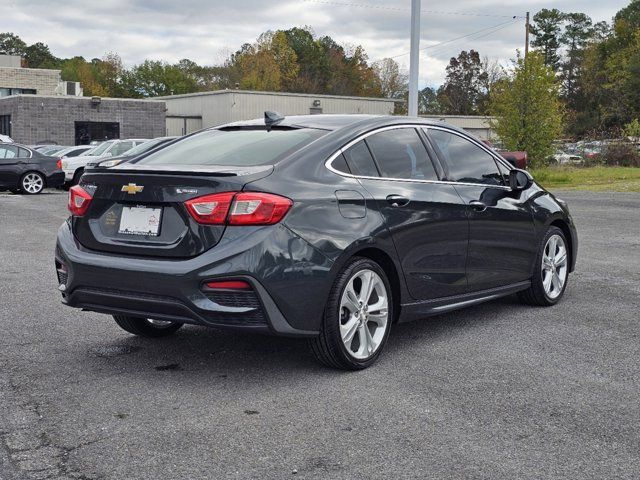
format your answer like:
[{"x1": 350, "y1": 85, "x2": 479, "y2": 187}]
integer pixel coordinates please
[
  {"x1": 310, "y1": 257, "x2": 393, "y2": 370},
  {"x1": 113, "y1": 315, "x2": 183, "y2": 338},
  {"x1": 518, "y1": 226, "x2": 570, "y2": 306},
  {"x1": 20, "y1": 172, "x2": 45, "y2": 195}
]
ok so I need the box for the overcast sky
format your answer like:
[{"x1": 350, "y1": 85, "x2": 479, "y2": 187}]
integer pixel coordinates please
[{"x1": 2, "y1": 0, "x2": 630, "y2": 87}]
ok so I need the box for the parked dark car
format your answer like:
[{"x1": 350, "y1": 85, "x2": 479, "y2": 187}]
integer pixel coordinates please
[
  {"x1": 482, "y1": 140, "x2": 528, "y2": 169},
  {"x1": 55, "y1": 114, "x2": 578, "y2": 369},
  {"x1": 0, "y1": 143, "x2": 64, "y2": 194}
]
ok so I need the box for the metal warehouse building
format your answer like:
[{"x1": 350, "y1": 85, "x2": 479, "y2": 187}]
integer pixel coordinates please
[
  {"x1": 156, "y1": 90, "x2": 396, "y2": 136},
  {"x1": 420, "y1": 115, "x2": 495, "y2": 140}
]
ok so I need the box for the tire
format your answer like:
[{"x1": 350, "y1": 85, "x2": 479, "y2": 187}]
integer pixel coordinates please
[
  {"x1": 71, "y1": 169, "x2": 84, "y2": 187},
  {"x1": 113, "y1": 315, "x2": 183, "y2": 338},
  {"x1": 310, "y1": 257, "x2": 393, "y2": 370},
  {"x1": 518, "y1": 226, "x2": 570, "y2": 306},
  {"x1": 20, "y1": 172, "x2": 45, "y2": 195}
]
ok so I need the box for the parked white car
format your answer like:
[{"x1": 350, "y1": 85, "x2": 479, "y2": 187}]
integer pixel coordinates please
[
  {"x1": 549, "y1": 150, "x2": 584, "y2": 165},
  {"x1": 61, "y1": 139, "x2": 148, "y2": 186},
  {"x1": 0, "y1": 134, "x2": 14, "y2": 143}
]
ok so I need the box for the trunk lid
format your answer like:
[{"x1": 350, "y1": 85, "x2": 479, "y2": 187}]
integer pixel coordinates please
[{"x1": 73, "y1": 164, "x2": 273, "y2": 258}]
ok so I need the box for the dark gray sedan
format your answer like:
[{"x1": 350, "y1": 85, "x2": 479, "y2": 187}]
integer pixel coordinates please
[{"x1": 0, "y1": 143, "x2": 64, "y2": 194}]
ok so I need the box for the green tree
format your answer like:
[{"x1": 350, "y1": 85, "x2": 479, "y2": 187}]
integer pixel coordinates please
[
  {"x1": 418, "y1": 87, "x2": 442, "y2": 114},
  {"x1": 438, "y1": 50, "x2": 488, "y2": 115},
  {"x1": 530, "y1": 9, "x2": 565, "y2": 70},
  {"x1": 24, "y1": 42, "x2": 59, "y2": 68},
  {"x1": 561, "y1": 13, "x2": 593, "y2": 100},
  {"x1": 490, "y1": 52, "x2": 563, "y2": 166},
  {"x1": 0, "y1": 32, "x2": 27, "y2": 56}
]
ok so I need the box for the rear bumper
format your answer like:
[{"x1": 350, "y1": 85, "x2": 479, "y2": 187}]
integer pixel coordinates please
[
  {"x1": 55, "y1": 220, "x2": 331, "y2": 337},
  {"x1": 47, "y1": 171, "x2": 65, "y2": 188}
]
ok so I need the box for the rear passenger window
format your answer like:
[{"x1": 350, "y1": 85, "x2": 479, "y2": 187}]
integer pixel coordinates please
[
  {"x1": 427, "y1": 129, "x2": 504, "y2": 186},
  {"x1": 331, "y1": 153, "x2": 351, "y2": 174},
  {"x1": 18, "y1": 147, "x2": 30, "y2": 158},
  {"x1": 365, "y1": 128, "x2": 438, "y2": 180},
  {"x1": 342, "y1": 141, "x2": 379, "y2": 177}
]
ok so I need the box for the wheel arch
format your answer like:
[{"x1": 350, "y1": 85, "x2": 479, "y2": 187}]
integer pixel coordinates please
[
  {"x1": 549, "y1": 218, "x2": 575, "y2": 273},
  {"x1": 338, "y1": 246, "x2": 403, "y2": 324}
]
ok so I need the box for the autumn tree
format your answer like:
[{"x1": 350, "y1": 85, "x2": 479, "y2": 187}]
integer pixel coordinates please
[
  {"x1": 371, "y1": 58, "x2": 408, "y2": 99},
  {"x1": 490, "y1": 52, "x2": 563, "y2": 166}
]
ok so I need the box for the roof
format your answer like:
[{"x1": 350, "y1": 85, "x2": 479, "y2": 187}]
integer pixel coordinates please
[
  {"x1": 217, "y1": 114, "x2": 473, "y2": 133},
  {"x1": 154, "y1": 89, "x2": 396, "y2": 103}
]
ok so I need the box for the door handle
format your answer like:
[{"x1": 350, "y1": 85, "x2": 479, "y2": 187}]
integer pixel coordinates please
[
  {"x1": 386, "y1": 194, "x2": 410, "y2": 207},
  {"x1": 469, "y1": 200, "x2": 487, "y2": 212}
]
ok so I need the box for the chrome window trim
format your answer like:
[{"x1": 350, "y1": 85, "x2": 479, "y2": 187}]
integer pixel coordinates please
[{"x1": 324, "y1": 124, "x2": 512, "y2": 191}]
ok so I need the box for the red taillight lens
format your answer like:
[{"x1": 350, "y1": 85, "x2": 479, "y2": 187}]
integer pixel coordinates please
[
  {"x1": 185, "y1": 192, "x2": 292, "y2": 226},
  {"x1": 204, "y1": 280, "x2": 251, "y2": 290},
  {"x1": 56, "y1": 159, "x2": 62, "y2": 169},
  {"x1": 228, "y1": 192, "x2": 293, "y2": 225},
  {"x1": 184, "y1": 192, "x2": 235, "y2": 225},
  {"x1": 68, "y1": 185, "x2": 93, "y2": 216}
]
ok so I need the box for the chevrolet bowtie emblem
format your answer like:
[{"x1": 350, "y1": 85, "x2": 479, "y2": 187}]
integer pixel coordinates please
[{"x1": 121, "y1": 183, "x2": 144, "y2": 194}]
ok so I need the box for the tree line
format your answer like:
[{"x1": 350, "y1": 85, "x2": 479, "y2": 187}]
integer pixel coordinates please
[{"x1": 0, "y1": 27, "x2": 407, "y2": 101}]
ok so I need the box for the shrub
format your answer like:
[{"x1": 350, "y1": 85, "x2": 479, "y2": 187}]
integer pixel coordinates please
[{"x1": 602, "y1": 142, "x2": 640, "y2": 167}]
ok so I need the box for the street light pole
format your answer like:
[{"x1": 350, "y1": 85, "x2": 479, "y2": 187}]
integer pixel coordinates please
[{"x1": 408, "y1": 0, "x2": 421, "y2": 117}]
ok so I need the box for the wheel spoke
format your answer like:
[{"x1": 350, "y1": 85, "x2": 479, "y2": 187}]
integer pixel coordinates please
[
  {"x1": 361, "y1": 324, "x2": 375, "y2": 355},
  {"x1": 359, "y1": 271, "x2": 374, "y2": 304},
  {"x1": 340, "y1": 316, "x2": 359, "y2": 348},
  {"x1": 343, "y1": 283, "x2": 360, "y2": 313},
  {"x1": 548, "y1": 236, "x2": 557, "y2": 257},
  {"x1": 543, "y1": 270, "x2": 553, "y2": 291},
  {"x1": 555, "y1": 249, "x2": 567, "y2": 267},
  {"x1": 368, "y1": 311, "x2": 387, "y2": 326}
]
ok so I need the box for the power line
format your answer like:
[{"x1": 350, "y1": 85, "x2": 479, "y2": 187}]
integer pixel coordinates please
[
  {"x1": 300, "y1": 0, "x2": 524, "y2": 19},
  {"x1": 378, "y1": 18, "x2": 520, "y2": 61}
]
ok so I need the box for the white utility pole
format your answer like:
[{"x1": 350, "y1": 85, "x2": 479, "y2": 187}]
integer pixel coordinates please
[{"x1": 408, "y1": 0, "x2": 421, "y2": 117}]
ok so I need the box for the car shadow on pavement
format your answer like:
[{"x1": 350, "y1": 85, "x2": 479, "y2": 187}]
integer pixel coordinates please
[{"x1": 78, "y1": 294, "x2": 528, "y2": 377}]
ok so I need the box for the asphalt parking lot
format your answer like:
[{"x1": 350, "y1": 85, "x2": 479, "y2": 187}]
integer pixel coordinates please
[{"x1": 1, "y1": 189, "x2": 639, "y2": 480}]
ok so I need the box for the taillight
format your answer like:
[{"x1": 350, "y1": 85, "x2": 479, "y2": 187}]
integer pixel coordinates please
[
  {"x1": 228, "y1": 192, "x2": 292, "y2": 225},
  {"x1": 56, "y1": 159, "x2": 62, "y2": 169},
  {"x1": 68, "y1": 185, "x2": 93, "y2": 216},
  {"x1": 184, "y1": 192, "x2": 235, "y2": 225},
  {"x1": 185, "y1": 192, "x2": 292, "y2": 226}
]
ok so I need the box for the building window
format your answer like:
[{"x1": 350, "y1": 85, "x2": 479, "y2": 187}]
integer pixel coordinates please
[
  {"x1": 0, "y1": 88, "x2": 37, "y2": 97},
  {"x1": 0, "y1": 115, "x2": 10, "y2": 137}
]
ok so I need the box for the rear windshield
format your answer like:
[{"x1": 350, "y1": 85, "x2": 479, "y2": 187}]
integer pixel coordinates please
[{"x1": 134, "y1": 128, "x2": 326, "y2": 166}]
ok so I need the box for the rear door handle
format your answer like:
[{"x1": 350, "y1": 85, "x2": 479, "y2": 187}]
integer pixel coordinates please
[
  {"x1": 386, "y1": 194, "x2": 410, "y2": 207},
  {"x1": 469, "y1": 200, "x2": 487, "y2": 212}
]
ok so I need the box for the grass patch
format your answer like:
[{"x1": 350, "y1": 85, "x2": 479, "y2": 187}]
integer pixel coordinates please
[{"x1": 529, "y1": 166, "x2": 640, "y2": 192}]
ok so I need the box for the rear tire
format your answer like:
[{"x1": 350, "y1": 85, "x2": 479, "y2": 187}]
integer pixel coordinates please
[
  {"x1": 310, "y1": 257, "x2": 393, "y2": 370},
  {"x1": 71, "y1": 169, "x2": 84, "y2": 187},
  {"x1": 113, "y1": 315, "x2": 183, "y2": 338},
  {"x1": 518, "y1": 226, "x2": 569, "y2": 306}
]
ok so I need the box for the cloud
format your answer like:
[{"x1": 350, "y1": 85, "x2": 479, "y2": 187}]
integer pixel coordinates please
[{"x1": 3, "y1": 0, "x2": 628, "y2": 86}]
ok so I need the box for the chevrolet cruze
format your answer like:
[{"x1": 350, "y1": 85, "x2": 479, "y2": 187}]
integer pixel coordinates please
[{"x1": 55, "y1": 114, "x2": 578, "y2": 370}]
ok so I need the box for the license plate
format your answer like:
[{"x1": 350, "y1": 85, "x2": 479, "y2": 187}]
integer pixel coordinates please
[{"x1": 118, "y1": 206, "x2": 162, "y2": 236}]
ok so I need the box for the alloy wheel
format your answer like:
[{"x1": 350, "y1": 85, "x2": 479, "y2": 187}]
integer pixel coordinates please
[
  {"x1": 22, "y1": 173, "x2": 44, "y2": 194},
  {"x1": 541, "y1": 234, "x2": 568, "y2": 299},
  {"x1": 339, "y1": 269, "x2": 389, "y2": 360}
]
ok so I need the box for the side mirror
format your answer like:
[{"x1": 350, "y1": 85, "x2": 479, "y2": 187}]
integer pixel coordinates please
[{"x1": 509, "y1": 169, "x2": 532, "y2": 191}]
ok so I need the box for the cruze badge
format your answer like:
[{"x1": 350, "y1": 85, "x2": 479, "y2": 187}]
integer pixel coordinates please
[{"x1": 121, "y1": 183, "x2": 144, "y2": 194}]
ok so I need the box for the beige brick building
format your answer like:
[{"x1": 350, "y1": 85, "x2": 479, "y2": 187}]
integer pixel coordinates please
[{"x1": 0, "y1": 55, "x2": 62, "y2": 97}]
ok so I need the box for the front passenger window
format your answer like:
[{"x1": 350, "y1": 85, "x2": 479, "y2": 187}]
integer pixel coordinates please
[{"x1": 427, "y1": 129, "x2": 504, "y2": 186}]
